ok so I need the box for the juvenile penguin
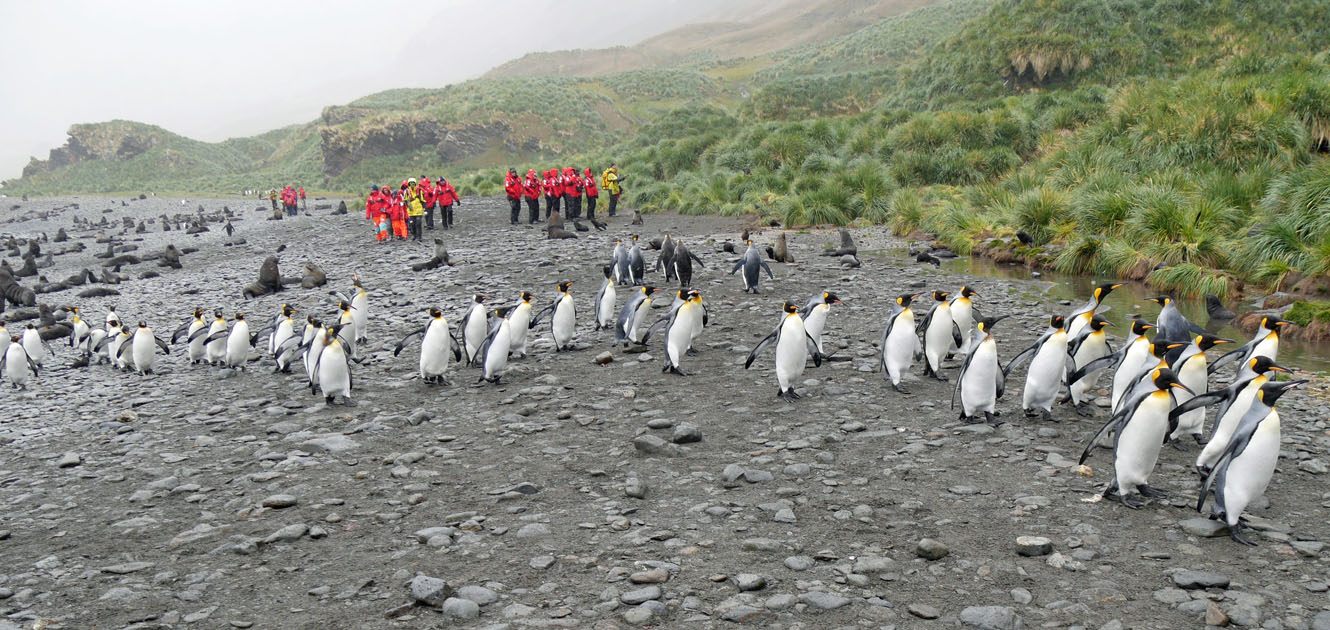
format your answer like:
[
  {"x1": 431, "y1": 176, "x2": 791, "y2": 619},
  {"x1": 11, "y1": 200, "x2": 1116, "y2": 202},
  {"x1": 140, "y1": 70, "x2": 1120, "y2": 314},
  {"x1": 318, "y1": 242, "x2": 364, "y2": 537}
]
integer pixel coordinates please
[
  {"x1": 1066, "y1": 282, "x2": 1123, "y2": 339},
  {"x1": 949, "y1": 286, "x2": 979, "y2": 355},
  {"x1": 1005, "y1": 315, "x2": 1074, "y2": 421},
  {"x1": 919, "y1": 291, "x2": 961, "y2": 381},
  {"x1": 661, "y1": 289, "x2": 704, "y2": 375},
  {"x1": 953, "y1": 316, "x2": 1009, "y2": 425},
  {"x1": 312, "y1": 324, "x2": 353, "y2": 404},
  {"x1": 594, "y1": 266, "x2": 617, "y2": 332},
  {"x1": 1080, "y1": 367, "x2": 1192, "y2": 508},
  {"x1": 225, "y1": 313, "x2": 255, "y2": 370},
  {"x1": 615, "y1": 286, "x2": 660, "y2": 348},
  {"x1": 393, "y1": 307, "x2": 462, "y2": 385},
  {"x1": 1, "y1": 335, "x2": 38, "y2": 389},
  {"x1": 880, "y1": 293, "x2": 922, "y2": 393},
  {"x1": 130, "y1": 321, "x2": 170, "y2": 375},
  {"x1": 1171, "y1": 356, "x2": 1291, "y2": 475},
  {"x1": 1066, "y1": 314, "x2": 1114, "y2": 415},
  {"x1": 204, "y1": 311, "x2": 229, "y2": 365},
  {"x1": 456, "y1": 294, "x2": 489, "y2": 366},
  {"x1": 478, "y1": 306, "x2": 514, "y2": 383},
  {"x1": 508, "y1": 292, "x2": 534, "y2": 358},
  {"x1": 1198, "y1": 379, "x2": 1305, "y2": 545},
  {"x1": 745, "y1": 301, "x2": 823, "y2": 402},
  {"x1": 731, "y1": 241, "x2": 774, "y2": 294},
  {"x1": 1167, "y1": 333, "x2": 1231, "y2": 448},
  {"x1": 628, "y1": 236, "x2": 646, "y2": 285},
  {"x1": 801, "y1": 291, "x2": 842, "y2": 355}
]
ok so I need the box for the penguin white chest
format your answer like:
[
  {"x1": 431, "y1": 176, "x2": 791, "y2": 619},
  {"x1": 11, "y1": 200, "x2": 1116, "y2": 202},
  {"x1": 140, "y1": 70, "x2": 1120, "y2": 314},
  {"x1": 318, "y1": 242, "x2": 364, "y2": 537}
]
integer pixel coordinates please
[
  {"x1": 667, "y1": 304, "x2": 694, "y2": 365},
  {"x1": 509, "y1": 304, "x2": 532, "y2": 352},
  {"x1": 4, "y1": 343, "x2": 30, "y2": 386},
  {"x1": 485, "y1": 321, "x2": 512, "y2": 379},
  {"x1": 132, "y1": 332, "x2": 155, "y2": 373},
  {"x1": 1197, "y1": 381, "x2": 1263, "y2": 471},
  {"x1": 227, "y1": 322, "x2": 250, "y2": 366},
  {"x1": 420, "y1": 319, "x2": 451, "y2": 377},
  {"x1": 1023, "y1": 332, "x2": 1068, "y2": 410},
  {"x1": 598, "y1": 286, "x2": 616, "y2": 327},
  {"x1": 1220, "y1": 412, "x2": 1280, "y2": 524},
  {"x1": 206, "y1": 322, "x2": 228, "y2": 362},
  {"x1": 883, "y1": 311, "x2": 916, "y2": 383},
  {"x1": 804, "y1": 305, "x2": 829, "y2": 352},
  {"x1": 774, "y1": 316, "x2": 807, "y2": 390},
  {"x1": 961, "y1": 339, "x2": 998, "y2": 415},
  {"x1": 317, "y1": 343, "x2": 351, "y2": 398},
  {"x1": 464, "y1": 306, "x2": 488, "y2": 361},
  {"x1": 1114, "y1": 391, "x2": 1172, "y2": 491},
  {"x1": 924, "y1": 304, "x2": 954, "y2": 370},
  {"x1": 553, "y1": 296, "x2": 575, "y2": 345}
]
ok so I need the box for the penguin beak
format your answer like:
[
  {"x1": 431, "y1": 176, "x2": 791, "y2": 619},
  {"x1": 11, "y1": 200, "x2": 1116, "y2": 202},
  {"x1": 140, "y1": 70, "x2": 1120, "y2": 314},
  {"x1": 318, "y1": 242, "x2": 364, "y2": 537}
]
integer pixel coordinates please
[
  {"x1": 1274, "y1": 320, "x2": 1291, "y2": 327},
  {"x1": 1269, "y1": 363, "x2": 1293, "y2": 373},
  {"x1": 1111, "y1": 283, "x2": 1125, "y2": 290},
  {"x1": 1169, "y1": 382, "x2": 1194, "y2": 395}
]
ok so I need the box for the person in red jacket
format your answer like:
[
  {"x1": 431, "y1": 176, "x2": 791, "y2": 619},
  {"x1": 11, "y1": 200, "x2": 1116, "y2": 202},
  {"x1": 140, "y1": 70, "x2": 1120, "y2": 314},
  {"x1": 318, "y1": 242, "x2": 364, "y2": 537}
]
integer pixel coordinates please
[
  {"x1": 420, "y1": 175, "x2": 437, "y2": 230},
  {"x1": 563, "y1": 166, "x2": 583, "y2": 219},
  {"x1": 390, "y1": 185, "x2": 409, "y2": 240},
  {"x1": 583, "y1": 168, "x2": 599, "y2": 221},
  {"x1": 504, "y1": 168, "x2": 523, "y2": 225},
  {"x1": 435, "y1": 176, "x2": 459, "y2": 229},
  {"x1": 365, "y1": 185, "x2": 389, "y2": 242},
  {"x1": 298, "y1": 186, "x2": 307, "y2": 210},
  {"x1": 542, "y1": 169, "x2": 557, "y2": 219},
  {"x1": 522, "y1": 169, "x2": 540, "y2": 224}
]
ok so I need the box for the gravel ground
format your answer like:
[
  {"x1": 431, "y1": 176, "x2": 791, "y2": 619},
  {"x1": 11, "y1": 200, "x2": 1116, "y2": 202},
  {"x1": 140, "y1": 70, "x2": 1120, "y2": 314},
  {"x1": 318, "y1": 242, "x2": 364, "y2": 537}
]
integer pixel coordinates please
[{"x1": 1, "y1": 195, "x2": 1329, "y2": 630}]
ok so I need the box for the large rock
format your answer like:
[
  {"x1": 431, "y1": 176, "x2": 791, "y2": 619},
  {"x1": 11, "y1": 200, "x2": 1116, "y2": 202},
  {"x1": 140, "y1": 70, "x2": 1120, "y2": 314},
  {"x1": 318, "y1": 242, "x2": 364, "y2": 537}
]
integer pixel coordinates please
[
  {"x1": 1173, "y1": 570, "x2": 1230, "y2": 590},
  {"x1": 409, "y1": 575, "x2": 453, "y2": 607},
  {"x1": 960, "y1": 606, "x2": 1023, "y2": 630}
]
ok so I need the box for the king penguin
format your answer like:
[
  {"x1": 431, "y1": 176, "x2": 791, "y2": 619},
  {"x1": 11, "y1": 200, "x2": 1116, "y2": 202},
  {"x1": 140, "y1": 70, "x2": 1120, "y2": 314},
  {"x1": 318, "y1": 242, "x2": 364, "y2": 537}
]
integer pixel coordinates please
[
  {"x1": 1005, "y1": 314, "x2": 1074, "y2": 421},
  {"x1": 801, "y1": 291, "x2": 842, "y2": 355},
  {"x1": 1166, "y1": 333, "x2": 1231, "y2": 448},
  {"x1": 1198, "y1": 379, "x2": 1305, "y2": 545},
  {"x1": 953, "y1": 315, "x2": 1009, "y2": 425},
  {"x1": 1079, "y1": 367, "x2": 1192, "y2": 508},
  {"x1": 594, "y1": 266, "x2": 617, "y2": 332},
  {"x1": 1066, "y1": 282, "x2": 1123, "y2": 339},
  {"x1": 920, "y1": 290, "x2": 961, "y2": 381},
  {"x1": 1065, "y1": 314, "x2": 1113, "y2": 415},
  {"x1": 615, "y1": 286, "x2": 660, "y2": 347},
  {"x1": 225, "y1": 313, "x2": 256, "y2": 370},
  {"x1": 534, "y1": 281, "x2": 577, "y2": 352},
  {"x1": 204, "y1": 310, "x2": 229, "y2": 365},
  {"x1": 460, "y1": 294, "x2": 489, "y2": 366},
  {"x1": 628, "y1": 235, "x2": 646, "y2": 285},
  {"x1": 1171, "y1": 356, "x2": 1291, "y2": 476},
  {"x1": 130, "y1": 321, "x2": 170, "y2": 375},
  {"x1": 661, "y1": 289, "x2": 704, "y2": 375},
  {"x1": 2, "y1": 334, "x2": 38, "y2": 389},
  {"x1": 880, "y1": 293, "x2": 921, "y2": 393},
  {"x1": 63, "y1": 307, "x2": 91, "y2": 353},
  {"x1": 312, "y1": 324, "x2": 353, "y2": 404},
  {"x1": 173, "y1": 308, "x2": 207, "y2": 364},
  {"x1": 21, "y1": 323, "x2": 51, "y2": 368},
  {"x1": 478, "y1": 305, "x2": 514, "y2": 383},
  {"x1": 1209, "y1": 316, "x2": 1290, "y2": 378},
  {"x1": 731, "y1": 241, "x2": 773, "y2": 294},
  {"x1": 508, "y1": 291, "x2": 535, "y2": 359},
  {"x1": 745, "y1": 301, "x2": 822, "y2": 402},
  {"x1": 949, "y1": 286, "x2": 979, "y2": 356},
  {"x1": 269, "y1": 305, "x2": 301, "y2": 372},
  {"x1": 394, "y1": 307, "x2": 462, "y2": 385}
]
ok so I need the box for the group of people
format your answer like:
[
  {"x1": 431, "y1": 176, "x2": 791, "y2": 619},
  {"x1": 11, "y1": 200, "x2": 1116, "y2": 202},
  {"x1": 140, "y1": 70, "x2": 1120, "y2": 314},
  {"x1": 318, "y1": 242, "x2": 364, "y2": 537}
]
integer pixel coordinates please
[
  {"x1": 504, "y1": 164, "x2": 625, "y2": 225},
  {"x1": 259, "y1": 186, "x2": 306, "y2": 216},
  {"x1": 363, "y1": 176, "x2": 461, "y2": 242}
]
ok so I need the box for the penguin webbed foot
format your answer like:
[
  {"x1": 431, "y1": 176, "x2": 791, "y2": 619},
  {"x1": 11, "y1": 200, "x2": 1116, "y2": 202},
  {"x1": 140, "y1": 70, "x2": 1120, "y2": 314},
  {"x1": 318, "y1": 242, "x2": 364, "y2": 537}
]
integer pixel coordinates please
[
  {"x1": 1074, "y1": 402, "x2": 1095, "y2": 417},
  {"x1": 686, "y1": 348, "x2": 698, "y2": 357},
  {"x1": 1193, "y1": 434, "x2": 1207, "y2": 446},
  {"x1": 1139, "y1": 485, "x2": 1169, "y2": 498},
  {"x1": 984, "y1": 411, "x2": 1004, "y2": 427},
  {"x1": 1117, "y1": 492, "x2": 1146, "y2": 510},
  {"x1": 1229, "y1": 522, "x2": 1258, "y2": 546},
  {"x1": 1167, "y1": 437, "x2": 1191, "y2": 452},
  {"x1": 892, "y1": 383, "x2": 910, "y2": 395}
]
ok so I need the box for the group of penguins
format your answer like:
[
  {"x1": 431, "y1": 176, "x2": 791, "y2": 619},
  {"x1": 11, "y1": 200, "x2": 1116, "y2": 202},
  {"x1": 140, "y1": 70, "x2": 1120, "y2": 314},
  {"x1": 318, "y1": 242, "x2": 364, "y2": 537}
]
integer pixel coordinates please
[
  {"x1": 0, "y1": 234, "x2": 1303, "y2": 545},
  {"x1": 873, "y1": 281, "x2": 1300, "y2": 545}
]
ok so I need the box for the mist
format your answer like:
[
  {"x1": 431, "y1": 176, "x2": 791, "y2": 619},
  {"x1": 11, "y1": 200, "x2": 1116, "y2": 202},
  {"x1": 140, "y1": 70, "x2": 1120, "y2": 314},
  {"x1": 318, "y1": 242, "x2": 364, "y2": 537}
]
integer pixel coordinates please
[{"x1": 0, "y1": 0, "x2": 756, "y2": 180}]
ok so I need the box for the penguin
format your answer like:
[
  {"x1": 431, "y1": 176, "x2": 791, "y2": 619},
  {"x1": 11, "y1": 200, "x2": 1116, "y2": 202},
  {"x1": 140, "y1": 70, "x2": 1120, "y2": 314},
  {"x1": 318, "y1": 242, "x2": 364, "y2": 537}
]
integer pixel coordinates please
[
  {"x1": 225, "y1": 313, "x2": 255, "y2": 370},
  {"x1": 1171, "y1": 356, "x2": 1292, "y2": 476},
  {"x1": 393, "y1": 307, "x2": 463, "y2": 385},
  {"x1": 949, "y1": 286, "x2": 979, "y2": 355},
  {"x1": 331, "y1": 275, "x2": 369, "y2": 344},
  {"x1": 670, "y1": 241, "x2": 705, "y2": 288},
  {"x1": 655, "y1": 233, "x2": 676, "y2": 280},
  {"x1": 731, "y1": 241, "x2": 773, "y2": 294},
  {"x1": 628, "y1": 235, "x2": 646, "y2": 285},
  {"x1": 303, "y1": 323, "x2": 330, "y2": 386},
  {"x1": 593, "y1": 266, "x2": 617, "y2": 332},
  {"x1": 801, "y1": 291, "x2": 842, "y2": 355},
  {"x1": 1209, "y1": 316, "x2": 1290, "y2": 377},
  {"x1": 611, "y1": 240, "x2": 629, "y2": 285},
  {"x1": 1166, "y1": 333, "x2": 1231, "y2": 449},
  {"x1": 1079, "y1": 367, "x2": 1192, "y2": 508},
  {"x1": 203, "y1": 311, "x2": 229, "y2": 365},
  {"x1": 1, "y1": 335, "x2": 38, "y2": 389},
  {"x1": 477, "y1": 305, "x2": 514, "y2": 383},
  {"x1": 130, "y1": 321, "x2": 170, "y2": 375},
  {"x1": 460, "y1": 294, "x2": 489, "y2": 366},
  {"x1": 919, "y1": 291, "x2": 961, "y2": 381},
  {"x1": 880, "y1": 293, "x2": 921, "y2": 393},
  {"x1": 1065, "y1": 282, "x2": 1123, "y2": 339},
  {"x1": 1147, "y1": 295, "x2": 1201, "y2": 343},
  {"x1": 1004, "y1": 314, "x2": 1074, "y2": 421},
  {"x1": 335, "y1": 301, "x2": 358, "y2": 361},
  {"x1": 953, "y1": 316, "x2": 1009, "y2": 425},
  {"x1": 110, "y1": 325, "x2": 135, "y2": 371},
  {"x1": 615, "y1": 286, "x2": 660, "y2": 348},
  {"x1": 21, "y1": 324, "x2": 51, "y2": 368},
  {"x1": 1198, "y1": 379, "x2": 1305, "y2": 545},
  {"x1": 1117, "y1": 341, "x2": 1187, "y2": 417},
  {"x1": 311, "y1": 324, "x2": 353, "y2": 404},
  {"x1": 300, "y1": 315, "x2": 320, "y2": 347},
  {"x1": 172, "y1": 308, "x2": 207, "y2": 364},
  {"x1": 89, "y1": 322, "x2": 116, "y2": 365},
  {"x1": 62, "y1": 307, "x2": 91, "y2": 353},
  {"x1": 533, "y1": 281, "x2": 577, "y2": 352},
  {"x1": 1067, "y1": 318, "x2": 1154, "y2": 412},
  {"x1": 104, "y1": 305, "x2": 120, "y2": 333},
  {"x1": 1065, "y1": 314, "x2": 1114, "y2": 415},
  {"x1": 268, "y1": 305, "x2": 300, "y2": 372},
  {"x1": 661, "y1": 289, "x2": 704, "y2": 375},
  {"x1": 744, "y1": 301, "x2": 823, "y2": 402},
  {"x1": 508, "y1": 291, "x2": 535, "y2": 358}
]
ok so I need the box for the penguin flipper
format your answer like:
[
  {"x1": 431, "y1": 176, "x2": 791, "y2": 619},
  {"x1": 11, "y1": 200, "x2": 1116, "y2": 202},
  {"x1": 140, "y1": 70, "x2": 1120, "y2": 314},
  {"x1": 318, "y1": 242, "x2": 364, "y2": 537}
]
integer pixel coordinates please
[
  {"x1": 951, "y1": 321, "x2": 963, "y2": 350},
  {"x1": 115, "y1": 338, "x2": 133, "y2": 360},
  {"x1": 729, "y1": 259, "x2": 743, "y2": 275},
  {"x1": 800, "y1": 296, "x2": 819, "y2": 319},
  {"x1": 329, "y1": 290, "x2": 351, "y2": 303},
  {"x1": 188, "y1": 327, "x2": 210, "y2": 343},
  {"x1": 171, "y1": 324, "x2": 191, "y2": 344},
  {"x1": 154, "y1": 336, "x2": 170, "y2": 355},
  {"x1": 1067, "y1": 351, "x2": 1121, "y2": 386},
  {"x1": 393, "y1": 327, "x2": 426, "y2": 357},
  {"x1": 449, "y1": 330, "x2": 462, "y2": 362},
  {"x1": 1198, "y1": 413, "x2": 1264, "y2": 512},
  {"x1": 759, "y1": 259, "x2": 774, "y2": 280},
  {"x1": 640, "y1": 317, "x2": 669, "y2": 346},
  {"x1": 1207, "y1": 343, "x2": 1249, "y2": 375},
  {"x1": 1002, "y1": 333, "x2": 1049, "y2": 378},
  {"x1": 1081, "y1": 391, "x2": 1149, "y2": 464},
  {"x1": 917, "y1": 303, "x2": 937, "y2": 333},
  {"x1": 804, "y1": 332, "x2": 823, "y2": 367},
  {"x1": 745, "y1": 326, "x2": 780, "y2": 369},
  {"x1": 689, "y1": 251, "x2": 705, "y2": 268}
]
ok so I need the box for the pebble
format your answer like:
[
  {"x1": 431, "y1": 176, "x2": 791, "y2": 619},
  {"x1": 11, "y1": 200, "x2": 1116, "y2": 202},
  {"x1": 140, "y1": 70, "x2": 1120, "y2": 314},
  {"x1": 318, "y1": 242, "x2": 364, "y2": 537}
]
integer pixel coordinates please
[
  {"x1": 1178, "y1": 518, "x2": 1228, "y2": 537},
  {"x1": 799, "y1": 591, "x2": 850, "y2": 610},
  {"x1": 908, "y1": 603, "x2": 940, "y2": 619},
  {"x1": 784, "y1": 555, "x2": 814, "y2": 571},
  {"x1": 56, "y1": 451, "x2": 82, "y2": 468},
  {"x1": 1015, "y1": 535, "x2": 1053, "y2": 556},
  {"x1": 442, "y1": 597, "x2": 480, "y2": 619},
  {"x1": 630, "y1": 567, "x2": 669, "y2": 584},
  {"x1": 409, "y1": 575, "x2": 453, "y2": 607},
  {"x1": 624, "y1": 476, "x2": 648, "y2": 499},
  {"x1": 672, "y1": 422, "x2": 702, "y2": 443},
  {"x1": 261, "y1": 494, "x2": 298, "y2": 508},
  {"x1": 958, "y1": 605, "x2": 1023, "y2": 630},
  {"x1": 456, "y1": 585, "x2": 498, "y2": 606},
  {"x1": 515, "y1": 523, "x2": 550, "y2": 538},
  {"x1": 1173, "y1": 570, "x2": 1230, "y2": 589},
  {"x1": 620, "y1": 585, "x2": 662, "y2": 604},
  {"x1": 916, "y1": 537, "x2": 949, "y2": 560},
  {"x1": 529, "y1": 555, "x2": 556, "y2": 569},
  {"x1": 734, "y1": 573, "x2": 766, "y2": 591}
]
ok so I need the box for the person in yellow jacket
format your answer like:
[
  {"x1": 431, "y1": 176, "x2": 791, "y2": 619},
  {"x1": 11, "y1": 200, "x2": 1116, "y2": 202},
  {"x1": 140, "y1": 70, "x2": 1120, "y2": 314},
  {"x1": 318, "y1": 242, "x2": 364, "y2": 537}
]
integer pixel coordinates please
[
  {"x1": 601, "y1": 163, "x2": 627, "y2": 217},
  {"x1": 404, "y1": 178, "x2": 426, "y2": 241}
]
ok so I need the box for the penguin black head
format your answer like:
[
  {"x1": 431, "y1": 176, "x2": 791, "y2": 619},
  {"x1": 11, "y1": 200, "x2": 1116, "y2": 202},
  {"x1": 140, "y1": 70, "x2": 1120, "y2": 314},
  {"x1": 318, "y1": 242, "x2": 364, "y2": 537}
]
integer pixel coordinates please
[
  {"x1": 429, "y1": 307, "x2": 442, "y2": 318},
  {"x1": 338, "y1": 301, "x2": 352, "y2": 312},
  {"x1": 1146, "y1": 295, "x2": 1172, "y2": 306},
  {"x1": 977, "y1": 315, "x2": 1009, "y2": 334},
  {"x1": 632, "y1": 235, "x2": 639, "y2": 242},
  {"x1": 193, "y1": 307, "x2": 204, "y2": 319},
  {"x1": 495, "y1": 305, "x2": 514, "y2": 319},
  {"x1": 896, "y1": 293, "x2": 919, "y2": 308},
  {"x1": 108, "y1": 320, "x2": 120, "y2": 328},
  {"x1": 782, "y1": 301, "x2": 799, "y2": 315},
  {"x1": 823, "y1": 292, "x2": 841, "y2": 305},
  {"x1": 214, "y1": 310, "x2": 224, "y2": 320},
  {"x1": 326, "y1": 323, "x2": 344, "y2": 340},
  {"x1": 26, "y1": 323, "x2": 35, "y2": 330},
  {"x1": 688, "y1": 289, "x2": 702, "y2": 301},
  {"x1": 474, "y1": 294, "x2": 487, "y2": 303},
  {"x1": 1258, "y1": 379, "x2": 1306, "y2": 406},
  {"x1": 558, "y1": 281, "x2": 573, "y2": 293},
  {"x1": 1048, "y1": 314, "x2": 1066, "y2": 330},
  {"x1": 138, "y1": 321, "x2": 148, "y2": 329},
  {"x1": 602, "y1": 265, "x2": 612, "y2": 279},
  {"x1": 1195, "y1": 334, "x2": 1231, "y2": 351},
  {"x1": 959, "y1": 286, "x2": 979, "y2": 299},
  {"x1": 62, "y1": 306, "x2": 76, "y2": 313},
  {"x1": 234, "y1": 313, "x2": 246, "y2": 321},
  {"x1": 108, "y1": 304, "x2": 117, "y2": 312},
  {"x1": 521, "y1": 291, "x2": 533, "y2": 302},
  {"x1": 9, "y1": 335, "x2": 17, "y2": 343},
  {"x1": 1093, "y1": 283, "x2": 1125, "y2": 303},
  {"x1": 1263, "y1": 316, "x2": 1291, "y2": 331},
  {"x1": 1148, "y1": 341, "x2": 1185, "y2": 358},
  {"x1": 306, "y1": 315, "x2": 317, "y2": 325},
  {"x1": 282, "y1": 304, "x2": 296, "y2": 317},
  {"x1": 1248, "y1": 356, "x2": 1290, "y2": 375},
  {"x1": 643, "y1": 286, "x2": 659, "y2": 295},
  {"x1": 1089, "y1": 314, "x2": 1113, "y2": 331},
  {"x1": 1130, "y1": 318, "x2": 1154, "y2": 336},
  {"x1": 1150, "y1": 367, "x2": 1192, "y2": 394}
]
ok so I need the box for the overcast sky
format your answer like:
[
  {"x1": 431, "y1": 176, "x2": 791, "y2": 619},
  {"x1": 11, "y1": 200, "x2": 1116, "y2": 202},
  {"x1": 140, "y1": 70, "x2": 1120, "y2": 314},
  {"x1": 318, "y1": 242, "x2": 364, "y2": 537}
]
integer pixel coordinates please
[{"x1": 0, "y1": 0, "x2": 748, "y2": 180}]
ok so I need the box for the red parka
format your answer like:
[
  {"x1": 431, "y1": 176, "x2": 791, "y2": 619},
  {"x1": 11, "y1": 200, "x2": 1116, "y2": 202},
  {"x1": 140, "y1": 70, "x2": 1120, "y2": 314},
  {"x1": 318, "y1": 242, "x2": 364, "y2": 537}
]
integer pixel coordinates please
[
  {"x1": 523, "y1": 171, "x2": 540, "y2": 199},
  {"x1": 583, "y1": 169, "x2": 598, "y2": 197},
  {"x1": 563, "y1": 167, "x2": 582, "y2": 198}
]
